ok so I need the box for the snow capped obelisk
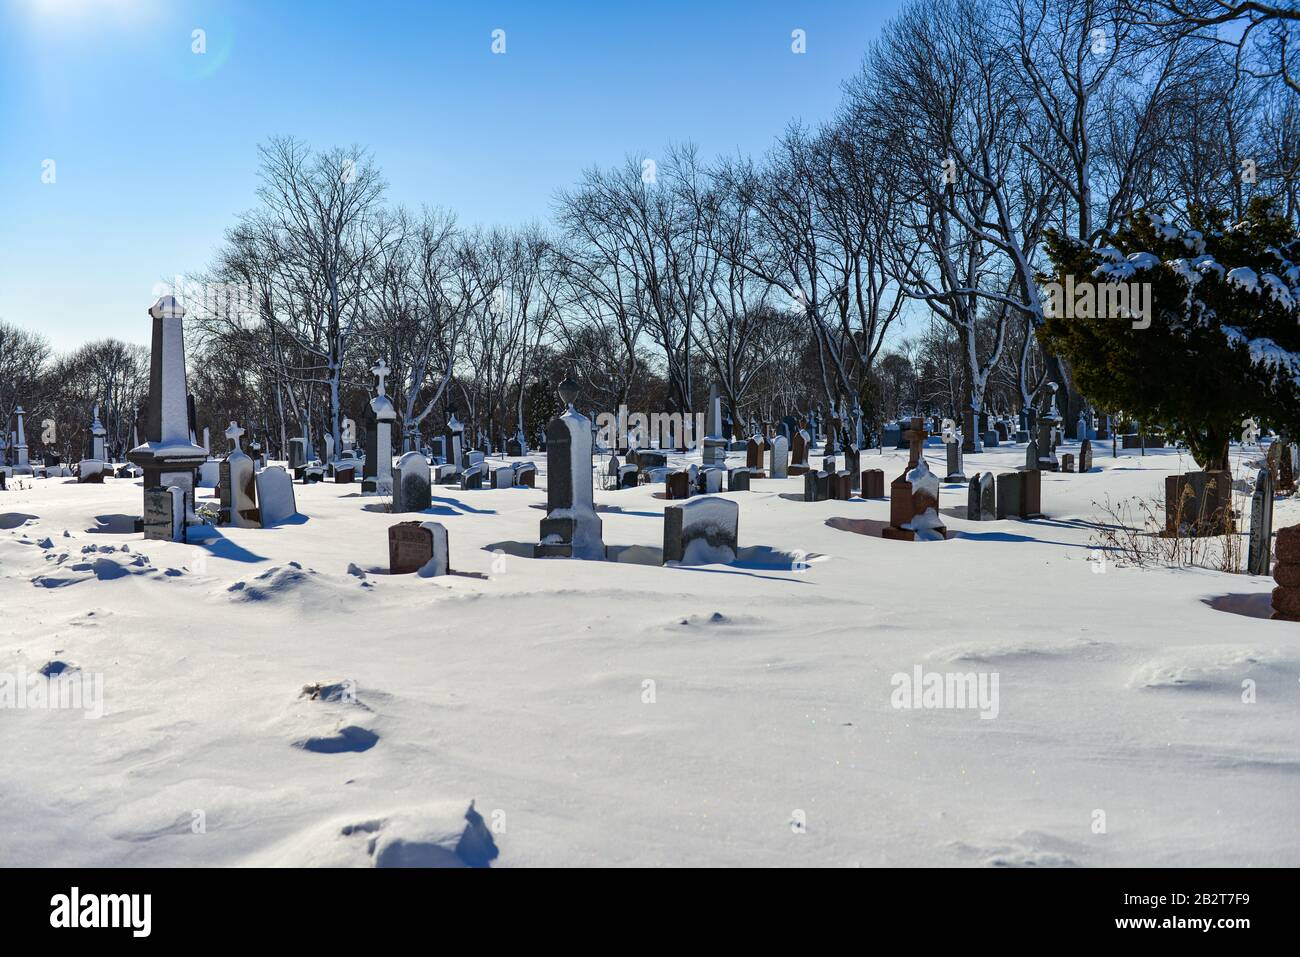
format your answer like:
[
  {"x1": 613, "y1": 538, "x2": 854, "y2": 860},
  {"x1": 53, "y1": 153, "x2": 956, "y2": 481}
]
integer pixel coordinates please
[{"x1": 128, "y1": 297, "x2": 208, "y2": 537}]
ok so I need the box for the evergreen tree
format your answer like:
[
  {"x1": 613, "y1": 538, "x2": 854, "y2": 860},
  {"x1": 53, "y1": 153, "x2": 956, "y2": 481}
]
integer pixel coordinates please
[{"x1": 1041, "y1": 199, "x2": 1300, "y2": 470}]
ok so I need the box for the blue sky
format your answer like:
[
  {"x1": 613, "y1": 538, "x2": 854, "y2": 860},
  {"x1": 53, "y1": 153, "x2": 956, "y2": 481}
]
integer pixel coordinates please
[{"x1": 0, "y1": 0, "x2": 902, "y2": 351}]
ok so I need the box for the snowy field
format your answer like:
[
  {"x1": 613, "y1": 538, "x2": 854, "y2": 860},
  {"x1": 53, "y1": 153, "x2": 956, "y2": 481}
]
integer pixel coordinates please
[{"x1": 1, "y1": 439, "x2": 1297, "y2": 867}]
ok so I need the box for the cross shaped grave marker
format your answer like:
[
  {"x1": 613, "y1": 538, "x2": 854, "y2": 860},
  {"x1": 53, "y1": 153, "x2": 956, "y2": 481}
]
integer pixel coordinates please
[
  {"x1": 371, "y1": 359, "x2": 391, "y2": 398},
  {"x1": 902, "y1": 416, "x2": 928, "y2": 473},
  {"x1": 225, "y1": 420, "x2": 245, "y2": 451}
]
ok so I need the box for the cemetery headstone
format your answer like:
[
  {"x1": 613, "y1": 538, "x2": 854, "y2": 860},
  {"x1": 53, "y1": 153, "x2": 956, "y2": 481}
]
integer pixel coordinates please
[
  {"x1": 768, "y1": 434, "x2": 789, "y2": 478},
  {"x1": 536, "y1": 378, "x2": 605, "y2": 559},
  {"x1": 862, "y1": 468, "x2": 885, "y2": 498},
  {"x1": 389, "y1": 520, "x2": 450, "y2": 576},
  {"x1": 1079, "y1": 439, "x2": 1093, "y2": 473},
  {"x1": 363, "y1": 359, "x2": 397, "y2": 495},
  {"x1": 255, "y1": 466, "x2": 299, "y2": 527},
  {"x1": 219, "y1": 421, "x2": 260, "y2": 528},
  {"x1": 663, "y1": 497, "x2": 738, "y2": 565},
  {"x1": 393, "y1": 451, "x2": 432, "y2": 512},
  {"x1": 1248, "y1": 467, "x2": 1275, "y2": 576},
  {"x1": 944, "y1": 441, "x2": 965, "y2": 482},
  {"x1": 1164, "y1": 471, "x2": 1232, "y2": 536}
]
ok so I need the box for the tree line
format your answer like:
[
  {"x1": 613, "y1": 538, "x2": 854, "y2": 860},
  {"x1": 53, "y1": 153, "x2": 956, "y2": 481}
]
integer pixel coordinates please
[{"x1": 4, "y1": 0, "x2": 1298, "y2": 462}]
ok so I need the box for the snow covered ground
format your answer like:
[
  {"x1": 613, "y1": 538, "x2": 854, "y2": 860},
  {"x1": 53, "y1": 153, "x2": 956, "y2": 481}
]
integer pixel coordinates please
[{"x1": 1, "y1": 438, "x2": 1297, "y2": 867}]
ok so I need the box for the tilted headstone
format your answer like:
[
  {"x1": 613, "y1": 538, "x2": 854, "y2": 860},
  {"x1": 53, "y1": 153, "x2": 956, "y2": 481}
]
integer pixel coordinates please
[
  {"x1": 255, "y1": 466, "x2": 299, "y2": 527},
  {"x1": 663, "y1": 497, "x2": 738, "y2": 565},
  {"x1": 1024, "y1": 439, "x2": 1039, "y2": 472},
  {"x1": 967, "y1": 474, "x2": 982, "y2": 520},
  {"x1": 460, "y1": 462, "x2": 485, "y2": 490},
  {"x1": 492, "y1": 466, "x2": 514, "y2": 489},
  {"x1": 789, "y1": 429, "x2": 811, "y2": 475},
  {"x1": 536, "y1": 378, "x2": 604, "y2": 559},
  {"x1": 393, "y1": 451, "x2": 432, "y2": 512}
]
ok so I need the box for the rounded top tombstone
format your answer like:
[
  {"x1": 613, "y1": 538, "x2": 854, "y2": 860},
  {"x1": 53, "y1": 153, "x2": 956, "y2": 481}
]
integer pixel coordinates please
[{"x1": 558, "y1": 377, "x2": 579, "y2": 408}]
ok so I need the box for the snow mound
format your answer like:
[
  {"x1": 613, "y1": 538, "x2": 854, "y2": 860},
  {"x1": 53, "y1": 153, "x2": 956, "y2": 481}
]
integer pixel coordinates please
[
  {"x1": 31, "y1": 553, "x2": 155, "y2": 588},
  {"x1": 240, "y1": 802, "x2": 499, "y2": 868},
  {"x1": 1128, "y1": 645, "x2": 1297, "y2": 690},
  {"x1": 929, "y1": 637, "x2": 1108, "y2": 664},
  {"x1": 950, "y1": 831, "x2": 1085, "y2": 867},
  {"x1": 226, "y1": 562, "x2": 322, "y2": 603},
  {"x1": 0, "y1": 513, "x2": 38, "y2": 530}
]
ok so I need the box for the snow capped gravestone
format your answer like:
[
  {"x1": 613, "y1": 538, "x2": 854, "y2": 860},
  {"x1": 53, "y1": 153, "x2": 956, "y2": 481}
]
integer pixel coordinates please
[
  {"x1": 255, "y1": 466, "x2": 299, "y2": 527},
  {"x1": 1271, "y1": 525, "x2": 1300, "y2": 620},
  {"x1": 513, "y1": 461, "x2": 537, "y2": 487},
  {"x1": 944, "y1": 439, "x2": 965, "y2": 482},
  {"x1": 804, "y1": 469, "x2": 830, "y2": 502},
  {"x1": 1248, "y1": 468, "x2": 1275, "y2": 576},
  {"x1": 442, "y1": 414, "x2": 464, "y2": 480},
  {"x1": 768, "y1": 434, "x2": 789, "y2": 479},
  {"x1": 789, "y1": 428, "x2": 811, "y2": 475},
  {"x1": 967, "y1": 472, "x2": 996, "y2": 520},
  {"x1": 702, "y1": 383, "x2": 727, "y2": 468},
  {"x1": 663, "y1": 496, "x2": 738, "y2": 565},
  {"x1": 364, "y1": 360, "x2": 397, "y2": 495},
  {"x1": 887, "y1": 458, "x2": 945, "y2": 541},
  {"x1": 143, "y1": 485, "x2": 187, "y2": 542},
  {"x1": 997, "y1": 470, "x2": 1042, "y2": 520},
  {"x1": 220, "y1": 421, "x2": 260, "y2": 528},
  {"x1": 128, "y1": 297, "x2": 209, "y2": 534},
  {"x1": 536, "y1": 378, "x2": 604, "y2": 559},
  {"x1": 388, "y1": 520, "x2": 449, "y2": 576},
  {"x1": 393, "y1": 451, "x2": 432, "y2": 513},
  {"x1": 884, "y1": 418, "x2": 947, "y2": 541},
  {"x1": 727, "y1": 467, "x2": 751, "y2": 492}
]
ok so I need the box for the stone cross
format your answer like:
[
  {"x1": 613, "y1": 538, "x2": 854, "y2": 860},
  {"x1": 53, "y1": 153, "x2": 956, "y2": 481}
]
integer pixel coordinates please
[
  {"x1": 372, "y1": 359, "x2": 391, "y2": 398},
  {"x1": 225, "y1": 421, "x2": 245, "y2": 452},
  {"x1": 903, "y1": 416, "x2": 928, "y2": 471}
]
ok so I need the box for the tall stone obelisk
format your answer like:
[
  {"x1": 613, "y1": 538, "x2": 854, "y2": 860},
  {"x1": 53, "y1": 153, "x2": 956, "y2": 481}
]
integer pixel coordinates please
[{"x1": 128, "y1": 297, "x2": 208, "y2": 537}]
